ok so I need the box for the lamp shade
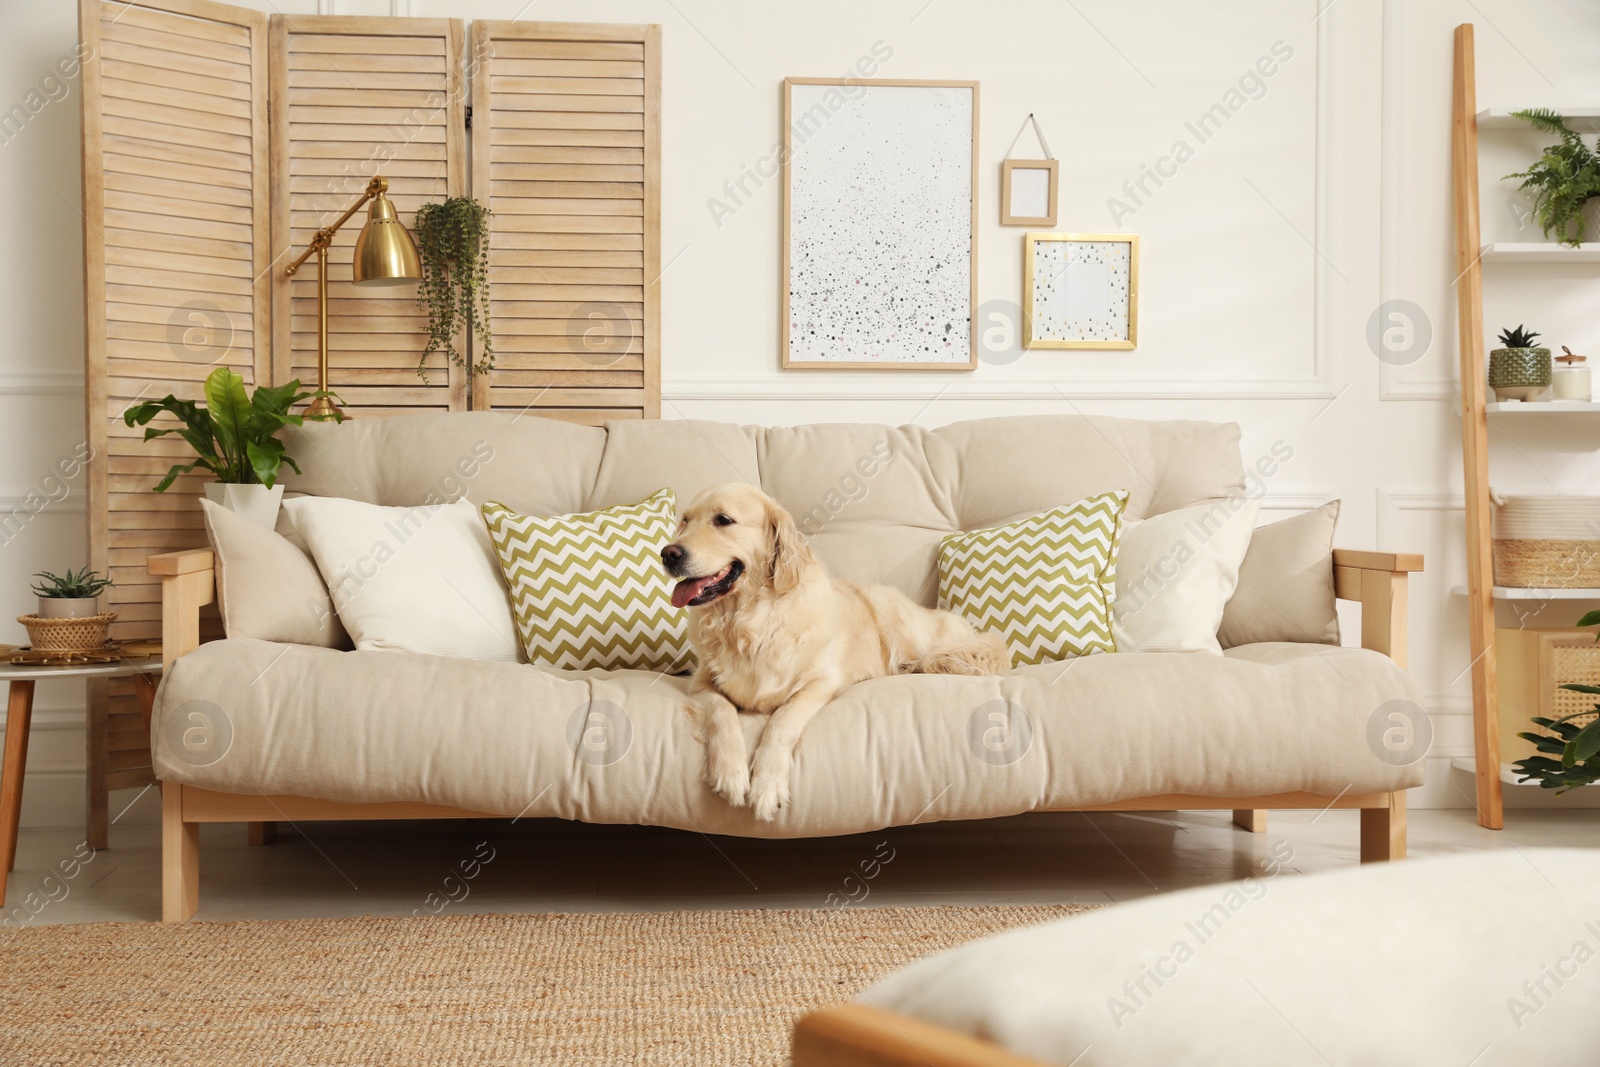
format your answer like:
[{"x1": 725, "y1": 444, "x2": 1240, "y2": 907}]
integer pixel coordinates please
[{"x1": 351, "y1": 193, "x2": 422, "y2": 287}]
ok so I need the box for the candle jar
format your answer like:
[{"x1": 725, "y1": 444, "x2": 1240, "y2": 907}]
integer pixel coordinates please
[{"x1": 1553, "y1": 347, "x2": 1592, "y2": 402}]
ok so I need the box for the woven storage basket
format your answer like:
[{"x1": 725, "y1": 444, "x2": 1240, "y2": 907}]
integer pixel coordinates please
[
  {"x1": 1491, "y1": 494, "x2": 1600, "y2": 588},
  {"x1": 16, "y1": 612, "x2": 116, "y2": 653},
  {"x1": 1548, "y1": 641, "x2": 1600, "y2": 732}
]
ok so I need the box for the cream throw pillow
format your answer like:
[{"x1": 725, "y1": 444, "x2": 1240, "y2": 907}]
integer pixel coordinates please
[
  {"x1": 481, "y1": 489, "x2": 693, "y2": 673},
  {"x1": 938, "y1": 490, "x2": 1128, "y2": 667},
  {"x1": 1218, "y1": 501, "x2": 1341, "y2": 647},
  {"x1": 282, "y1": 496, "x2": 521, "y2": 662},
  {"x1": 199, "y1": 499, "x2": 348, "y2": 648},
  {"x1": 1113, "y1": 495, "x2": 1262, "y2": 654}
]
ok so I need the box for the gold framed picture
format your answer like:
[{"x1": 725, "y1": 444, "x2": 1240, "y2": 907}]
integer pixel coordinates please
[
  {"x1": 1023, "y1": 232, "x2": 1139, "y2": 350},
  {"x1": 1000, "y1": 159, "x2": 1058, "y2": 226},
  {"x1": 780, "y1": 78, "x2": 980, "y2": 370}
]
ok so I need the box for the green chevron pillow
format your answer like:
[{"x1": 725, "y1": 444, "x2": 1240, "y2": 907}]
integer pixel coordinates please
[
  {"x1": 481, "y1": 489, "x2": 693, "y2": 674},
  {"x1": 937, "y1": 490, "x2": 1129, "y2": 667}
]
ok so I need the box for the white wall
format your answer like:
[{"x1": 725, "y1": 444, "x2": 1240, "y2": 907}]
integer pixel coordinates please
[{"x1": 4, "y1": 0, "x2": 1600, "y2": 826}]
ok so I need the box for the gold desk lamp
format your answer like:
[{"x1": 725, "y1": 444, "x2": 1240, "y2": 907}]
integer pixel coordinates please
[{"x1": 284, "y1": 175, "x2": 422, "y2": 420}]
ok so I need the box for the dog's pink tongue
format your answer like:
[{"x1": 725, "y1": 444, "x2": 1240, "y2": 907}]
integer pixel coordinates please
[{"x1": 671, "y1": 576, "x2": 712, "y2": 609}]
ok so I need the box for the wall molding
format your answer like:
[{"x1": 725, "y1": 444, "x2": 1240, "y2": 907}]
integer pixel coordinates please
[
  {"x1": 0, "y1": 374, "x2": 85, "y2": 397},
  {"x1": 1377, "y1": 0, "x2": 1457, "y2": 402},
  {"x1": 1376, "y1": 487, "x2": 1464, "y2": 551}
]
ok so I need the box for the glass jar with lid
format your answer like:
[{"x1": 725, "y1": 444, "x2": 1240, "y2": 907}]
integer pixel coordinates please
[{"x1": 1553, "y1": 346, "x2": 1591, "y2": 402}]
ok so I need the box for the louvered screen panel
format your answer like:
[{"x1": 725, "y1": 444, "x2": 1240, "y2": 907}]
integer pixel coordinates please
[
  {"x1": 469, "y1": 22, "x2": 660, "y2": 421},
  {"x1": 270, "y1": 15, "x2": 467, "y2": 413},
  {"x1": 81, "y1": 0, "x2": 271, "y2": 806},
  {"x1": 85, "y1": 0, "x2": 269, "y2": 640}
]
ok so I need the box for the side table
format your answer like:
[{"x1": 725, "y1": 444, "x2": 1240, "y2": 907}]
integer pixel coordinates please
[{"x1": 0, "y1": 654, "x2": 162, "y2": 904}]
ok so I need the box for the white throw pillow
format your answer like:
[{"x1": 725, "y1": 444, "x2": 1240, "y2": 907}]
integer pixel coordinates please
[
  {"x1": 282, "y1": 497, "x2": 522, "y2": 662},
  {"x1": 1112, "y1": 495, "x2": 1261, "y2": 654}
]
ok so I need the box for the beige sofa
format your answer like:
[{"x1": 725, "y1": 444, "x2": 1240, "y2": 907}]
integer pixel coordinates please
[{"x1": 147, "y1": 413, "x2": 1424, "y2": 922}]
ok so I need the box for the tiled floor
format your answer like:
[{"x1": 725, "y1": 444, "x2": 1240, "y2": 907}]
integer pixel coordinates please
[{"x1": 6, "y1": 801, "x2": 1596, "y2": 926}]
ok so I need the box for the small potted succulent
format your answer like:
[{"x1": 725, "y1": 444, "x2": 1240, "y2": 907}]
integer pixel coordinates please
[
  {"x1": 1487, "y1": 325, "x2": 1552, "y2": 402},
  {"x1": 122, "y1": 366, "x2": 330, "y2": 528},
  {"x1": 32, "y1": 567, "x2": 113, "y2": 619}
]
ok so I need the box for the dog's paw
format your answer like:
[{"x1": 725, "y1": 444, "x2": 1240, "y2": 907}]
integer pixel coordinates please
[
  {"x1": 706, "y1": 751, "x2": 751, "y2": 807},
  {"x1": 683, "y1": 701, "x2": 710, "y2": 743},
  {"x1": 748, "y1": 767, "x2": 791, "y2": 823}
]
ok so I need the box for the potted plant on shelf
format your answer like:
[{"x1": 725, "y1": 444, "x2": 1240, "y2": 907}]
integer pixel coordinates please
[
  {"x1": 122, "y1": 366, "x2": 328, "y2": 529},
  {"x1": 1487, "y1": 325, "x2": 1551, "y2": 402},
  {"x1": 1505, "y1": 109, "x2": 1600, "y2": 248},
  {"x1": 31, "y1": 567, "x2": 113, "y2": 619},
  {"x1": 413, "y1": 196, "x2": 493, "y2": 383},
  {"x1": 1514, "y1": 611, "x2": 1600, "y2": 793}
]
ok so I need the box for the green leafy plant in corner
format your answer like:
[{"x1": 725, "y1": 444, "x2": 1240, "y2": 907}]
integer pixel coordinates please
[
  {"x1": 413, "y1": 196, "x2": 492, "y2": 382},
  {"x1": 1513, "y1": 609, "x2": 1600, "y2": 792},
  {"x1": 1504, "y1": 109, "x2": 1600, "y2": 247},
  {"x1": 121, "y1": 366, "x2": 327, "y2": 492},
  {"x1": 32, "y1": 567, "x2": 113, "y2": 599},
  {"x1": 1496, "y1": 325, "x2": 1542, "y2": 349}
]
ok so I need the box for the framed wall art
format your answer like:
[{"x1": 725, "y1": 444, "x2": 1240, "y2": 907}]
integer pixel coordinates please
[
  {"x1": 1023, "y1": 232, "x2": 1139, "y2": 350},
  {"x1": 1001, "y1": 159, "x2": 1059, "y2": 226},
  {"x1": 781, "y1": 78, "x2": 979, "y2": 370}
]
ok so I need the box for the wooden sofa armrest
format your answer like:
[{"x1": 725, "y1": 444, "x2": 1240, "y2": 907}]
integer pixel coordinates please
[
  {"x1": 1331, "y1": 547, "x2": 1424, "y2": 668},
  {"x1": 793, "y1": 1005, "x2": 1051, "y2": 1067},
  {"x1": 148, "y1": 549, "x2": 215, "y2": 670}
]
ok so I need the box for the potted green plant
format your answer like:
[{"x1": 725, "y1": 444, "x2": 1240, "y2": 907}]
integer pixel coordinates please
[
  {"x1": 1514, "y1": 610, "x2": 1600, "y2": 792},
  {"x1": 1505, "y1": 109, "x2": 1600, "y2": 248},
  {"x1": 413, "y1": 196, "x2": 493, "y2": 382},
  {"x1": 122, "y1": 366, "x2": 327, "y2": 528},
  {"x1": 31, "y1": 567, "x2": 113, "y2": 620},
  {"x1": 1487, "y1": 325, "x2": 1551, "y2": 402}
]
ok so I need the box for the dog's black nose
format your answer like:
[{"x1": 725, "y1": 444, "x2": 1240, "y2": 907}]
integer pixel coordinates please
[{"x1": 661, "y1": 543, "x2": 685, "y2": 571}]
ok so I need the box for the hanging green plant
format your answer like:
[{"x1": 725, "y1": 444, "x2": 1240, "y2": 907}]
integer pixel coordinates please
[{"x1": 412, "y1": 196, "x2": 492, "y2": 381}]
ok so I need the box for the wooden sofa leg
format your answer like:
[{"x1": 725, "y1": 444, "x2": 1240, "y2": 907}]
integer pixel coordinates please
[
  {"x1": 1359, "y1": 791, "x2": 1407, "y2": 863},
  {"x1": 247, "y1": 821, "x2": 276, "y2": 846},
  {"x1": 162, "y1": 782, "x2": 198, "y2": 922},
  {"x1": 1232, "y1": 809, "x2": 1266, "y2": 833}
]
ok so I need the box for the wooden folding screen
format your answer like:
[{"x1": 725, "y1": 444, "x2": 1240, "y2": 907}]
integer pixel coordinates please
[
  {"x1": 270, "y1": 15, "x2": 467, "y2": 414},
  {"x1": 80, "y1": 0, "x2": 271, "y2": 842},
  {"x1": 79, "y1": 4, "x2": 660, "y2": 839},
  {"x1": 469, "y1": 21, "x2": 660, "y2": 420}
]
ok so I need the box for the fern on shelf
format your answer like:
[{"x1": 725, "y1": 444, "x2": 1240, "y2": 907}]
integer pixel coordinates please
[{"x1": 1504, "y1": 109, "x2": 1600, "y2": 247}]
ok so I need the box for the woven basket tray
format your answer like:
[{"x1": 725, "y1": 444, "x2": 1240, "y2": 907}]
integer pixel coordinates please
[
  {"x1": 1549, "y1": 642, "x2": 1600, "y2": 731},
  {"x1": 16, "y1": 612, "x2": 116, "y2": 653},
  {"x1": 1492, "y1": 494, "x2": 1600, "y2": 588}
]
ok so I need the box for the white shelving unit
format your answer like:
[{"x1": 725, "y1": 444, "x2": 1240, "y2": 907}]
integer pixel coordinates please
[
  {"x1": 1477, "y1": 107, "x2": 1600, "y2": 131},
  {"x1": 1451, "y1": 757, "x2": 1599, "y2": 788},
  {"x1": 1451, "y1": 585, "x2": 1600, "y2": 600},
  {"x1": 1481, "y1": 242, "x2": 1600, "y2": 263},
  {"x1": 1486, "y1": 401, "x2": 1600, "y2": 414}
]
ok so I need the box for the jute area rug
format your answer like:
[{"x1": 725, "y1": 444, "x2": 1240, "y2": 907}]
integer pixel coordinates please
[{"x1": 0, "y1": 903, "x2": 1098, "y2": 1066}]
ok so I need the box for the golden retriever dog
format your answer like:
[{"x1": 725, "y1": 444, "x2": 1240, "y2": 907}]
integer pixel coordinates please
[{"x1": 661, "y1": 483, "x2": 1009, "y2": 821}]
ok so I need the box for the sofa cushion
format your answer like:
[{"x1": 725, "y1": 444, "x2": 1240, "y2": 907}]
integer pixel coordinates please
[
  {"x1": 279, "y1": 413, "x2": 1246, "y2": 608},
  {"x1": 860, "y1": 849, "x2": 1600, "y2": 1066},
  {"x1": 1220, "y1": 501, "x2": 1341, "y2": 647},
  {"x1": 198, "y1": 499, "x2": 348, "y2": 649},
  {"x1": 482, "y1": 489, "x2": 693, "y2": 674},
  {"x1": 1113, "y1": 495, "x2": 1261, "y2": 655},
  {"x1": 938, "y1": 491, "x2": 1128, "y2": 666},
  {"x1": 152, "y1": 639, "x2": 1424, "y2": 839},
  {"x1": 284, "y1": 497, "x2": 521, "y2": 662}
]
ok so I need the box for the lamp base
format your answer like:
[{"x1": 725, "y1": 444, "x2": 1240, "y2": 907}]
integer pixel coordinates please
[{"x1": 305, "y1": 394, "x2": 344, "y2": 421}]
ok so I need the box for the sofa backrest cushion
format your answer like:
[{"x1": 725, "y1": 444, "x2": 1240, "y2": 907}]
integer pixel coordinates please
[{"x1": 281, "y1": 413, "x2": 1245, "y2": 607}]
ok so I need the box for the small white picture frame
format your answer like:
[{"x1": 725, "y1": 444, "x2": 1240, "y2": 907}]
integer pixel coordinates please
[
  {"x1": 1023, "y1": 232, "x2": 1139, "y2": 350},
  {"x1": 1001, "y1": 160, "x2": 1058, "y2": 226}
]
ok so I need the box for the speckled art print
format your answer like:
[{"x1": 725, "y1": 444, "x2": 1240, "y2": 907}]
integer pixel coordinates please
[
  {"x1": 781, "y1": 79, "x2": 978, "y2": 369},
  {"x1": 1023, "y1": 233, "x2": 1140, "y2": 350}
]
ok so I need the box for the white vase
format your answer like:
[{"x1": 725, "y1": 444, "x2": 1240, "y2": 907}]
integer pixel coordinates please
[
  {"x1": 205, "y1": 482, "x2": 284, "y2": 529},
  {"x1": 36, "y1": 597, "x2": 100, "y2": 619}
]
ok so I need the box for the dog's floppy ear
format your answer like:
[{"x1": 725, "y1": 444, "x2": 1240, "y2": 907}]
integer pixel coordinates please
[{"x1": 766, "y1": 496, "x2": 816, "y2": 595}]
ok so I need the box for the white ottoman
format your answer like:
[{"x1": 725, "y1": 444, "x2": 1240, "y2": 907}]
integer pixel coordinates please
[{"x1": 827, "y1": 849, "x2": 1600, "y2": 1066}]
